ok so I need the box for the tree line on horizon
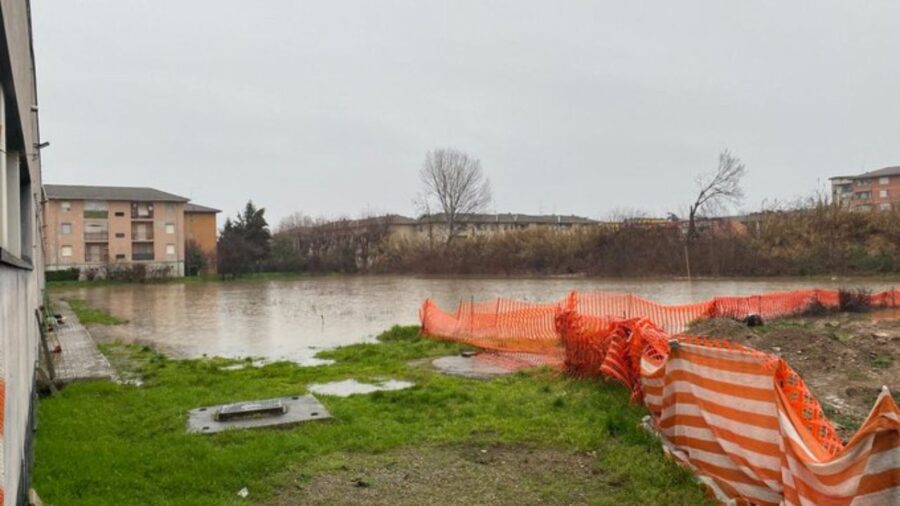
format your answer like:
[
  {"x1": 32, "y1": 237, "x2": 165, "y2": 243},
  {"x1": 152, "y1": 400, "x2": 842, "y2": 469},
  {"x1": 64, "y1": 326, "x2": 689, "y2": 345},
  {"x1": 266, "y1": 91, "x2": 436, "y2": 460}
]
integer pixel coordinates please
[{"x1": 216, "y1": 148, "x2": 900, "y2": 278}]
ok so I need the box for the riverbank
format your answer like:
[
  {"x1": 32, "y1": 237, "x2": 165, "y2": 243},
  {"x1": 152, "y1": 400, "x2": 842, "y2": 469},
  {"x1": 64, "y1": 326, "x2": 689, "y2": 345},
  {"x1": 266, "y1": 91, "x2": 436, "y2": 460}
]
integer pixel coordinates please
[
  {"x1": 34, "y1": 326, "x2": 710, "y2": 505},
  {"x1": 45, "y1": 271, "x2": 317, "y2": 290},
  {"x1": 48, "y1": 270, "x2": 900, "y2": 291}
]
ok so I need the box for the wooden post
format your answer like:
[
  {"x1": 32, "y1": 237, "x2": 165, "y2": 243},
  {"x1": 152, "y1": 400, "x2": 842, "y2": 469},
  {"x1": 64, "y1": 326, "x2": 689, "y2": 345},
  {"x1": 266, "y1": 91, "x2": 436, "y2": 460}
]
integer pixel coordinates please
[
  {"x1": 683, "y1": 243, "x2": 692, "y2": 280},
  {"x1": 35, "y1": 309, "x2": 57, "y2": 390},
  {"x1": 470, "y1": 295, "x2": 475, "y2": 334}
]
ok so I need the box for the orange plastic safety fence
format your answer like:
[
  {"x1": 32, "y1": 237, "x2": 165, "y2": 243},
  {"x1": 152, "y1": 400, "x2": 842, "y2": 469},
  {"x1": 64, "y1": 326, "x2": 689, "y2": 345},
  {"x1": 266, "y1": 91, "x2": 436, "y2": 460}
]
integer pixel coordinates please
[
  {"x1": 422, "y1": 288, "x2": 900, "y2": 349},
  {"x1": 419, "y1": 288, "x2": 900, "y2": 504}
]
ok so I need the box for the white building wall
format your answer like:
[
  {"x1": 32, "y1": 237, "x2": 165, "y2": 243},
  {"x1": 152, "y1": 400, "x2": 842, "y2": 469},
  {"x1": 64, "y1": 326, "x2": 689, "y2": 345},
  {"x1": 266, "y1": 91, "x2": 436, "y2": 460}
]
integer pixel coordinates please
[{"x1": 0, "y1": 267, "x2": 39, "y2": 506}]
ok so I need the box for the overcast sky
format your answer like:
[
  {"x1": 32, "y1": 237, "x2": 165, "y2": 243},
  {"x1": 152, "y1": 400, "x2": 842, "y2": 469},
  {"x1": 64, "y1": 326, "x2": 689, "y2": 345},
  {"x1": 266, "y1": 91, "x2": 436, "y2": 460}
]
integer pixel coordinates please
[{"x1": 31, "y1": 1, "x2": 900, "y2": 225}]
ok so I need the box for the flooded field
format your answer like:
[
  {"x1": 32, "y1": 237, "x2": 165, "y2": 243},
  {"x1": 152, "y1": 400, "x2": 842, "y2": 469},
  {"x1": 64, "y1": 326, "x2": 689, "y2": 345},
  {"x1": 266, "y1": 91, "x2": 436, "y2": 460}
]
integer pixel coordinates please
[{"x1": 54, "y1": 275, "x2": 900, "y2": 363}]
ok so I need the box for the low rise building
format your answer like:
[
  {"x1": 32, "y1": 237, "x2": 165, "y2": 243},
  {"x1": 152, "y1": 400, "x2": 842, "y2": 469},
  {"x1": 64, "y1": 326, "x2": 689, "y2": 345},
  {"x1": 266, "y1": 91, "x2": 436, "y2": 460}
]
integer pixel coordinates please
[
  {"x1": 830, "y1": 166, "x2": 900, "y2": 211},
  {"x1": 0, "y1": 0, "x2": 45, "y2": 502},
  {"x1": 44, "y1": 185, "x2": 218, "y2": 277}
]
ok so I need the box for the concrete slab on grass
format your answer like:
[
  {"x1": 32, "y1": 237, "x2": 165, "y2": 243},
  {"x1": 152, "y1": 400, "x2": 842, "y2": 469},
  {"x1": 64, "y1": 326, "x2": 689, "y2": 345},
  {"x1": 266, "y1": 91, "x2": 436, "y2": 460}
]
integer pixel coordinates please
[{"x1": 187, "y1": 395, "x2": 331, "y2": 434}]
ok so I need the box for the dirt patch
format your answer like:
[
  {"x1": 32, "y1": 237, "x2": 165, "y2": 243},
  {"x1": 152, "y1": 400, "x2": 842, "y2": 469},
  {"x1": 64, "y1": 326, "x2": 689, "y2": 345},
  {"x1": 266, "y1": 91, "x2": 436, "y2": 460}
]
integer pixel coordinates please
[
  {"x1": 688, "y1": 313, "x2": 900, "y2": 440},
  {"x1": 267, "y1": 445, "x2": 623, "y2": 506}
]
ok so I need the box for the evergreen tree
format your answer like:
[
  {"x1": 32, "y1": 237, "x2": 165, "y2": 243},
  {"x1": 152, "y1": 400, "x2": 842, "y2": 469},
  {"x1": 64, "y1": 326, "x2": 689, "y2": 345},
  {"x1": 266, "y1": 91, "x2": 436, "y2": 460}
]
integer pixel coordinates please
[{"x1": 216, "y1": 202, "x2": 272, "y2": 277}]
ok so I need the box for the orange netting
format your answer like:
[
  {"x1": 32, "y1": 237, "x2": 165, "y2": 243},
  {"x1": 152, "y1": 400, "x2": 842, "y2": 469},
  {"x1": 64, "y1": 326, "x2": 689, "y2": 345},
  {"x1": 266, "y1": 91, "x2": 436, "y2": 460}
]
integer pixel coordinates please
[{"x1": 420, "y1": 289, "x2": 900, "y2": 505}]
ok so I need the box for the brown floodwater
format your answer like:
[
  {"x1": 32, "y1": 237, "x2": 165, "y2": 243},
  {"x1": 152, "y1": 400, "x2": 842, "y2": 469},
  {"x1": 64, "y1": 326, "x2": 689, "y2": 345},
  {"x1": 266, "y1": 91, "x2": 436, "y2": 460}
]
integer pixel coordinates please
[{"x1": 56, "y1": 275, "x2": 900, "y2": 363}]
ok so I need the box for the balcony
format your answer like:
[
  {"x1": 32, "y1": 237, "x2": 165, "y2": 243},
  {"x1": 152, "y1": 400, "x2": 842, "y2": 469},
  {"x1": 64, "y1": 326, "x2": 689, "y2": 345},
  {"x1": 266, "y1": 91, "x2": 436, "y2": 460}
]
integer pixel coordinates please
[
  {"x1": 84, "y1": 232, "x2": 109, "y2": 242},
  {"x1": 131, "y1": 202, "x2": 155, "y2": 220},
  {"x1": 131, "y1": 224, "x2": 154, "y2": 241},
  {"x1": 85, "y1": 252, "x2": 110, "y2": 263},
  {"x1": 83, "y1": 210, "x2": 109, "y2": 219}
]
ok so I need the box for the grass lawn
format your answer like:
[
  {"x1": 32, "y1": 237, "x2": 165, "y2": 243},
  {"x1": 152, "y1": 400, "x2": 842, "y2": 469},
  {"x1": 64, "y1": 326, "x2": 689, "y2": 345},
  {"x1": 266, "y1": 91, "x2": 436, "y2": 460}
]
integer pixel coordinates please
[{"x1": 34, "y1": 326, "x2": 711, "y2": 505}]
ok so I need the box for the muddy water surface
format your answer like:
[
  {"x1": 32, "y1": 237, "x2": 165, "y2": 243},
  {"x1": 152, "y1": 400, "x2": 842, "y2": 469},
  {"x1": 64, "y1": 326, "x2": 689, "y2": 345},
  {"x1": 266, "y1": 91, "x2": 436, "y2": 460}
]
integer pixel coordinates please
[{"x1": 56, "y1": 276, "x2": 900, "y2": 363}]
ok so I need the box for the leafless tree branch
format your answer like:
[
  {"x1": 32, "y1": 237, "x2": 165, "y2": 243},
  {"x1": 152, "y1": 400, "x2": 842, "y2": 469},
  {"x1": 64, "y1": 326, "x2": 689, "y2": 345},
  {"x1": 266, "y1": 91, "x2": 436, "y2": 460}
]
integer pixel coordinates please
[
  {"x1": 688, "y1": 150, "x2": 746, "y2": 238},
  {"x1": 418, "y1": 148, "x2": 492, "y2": 244}
]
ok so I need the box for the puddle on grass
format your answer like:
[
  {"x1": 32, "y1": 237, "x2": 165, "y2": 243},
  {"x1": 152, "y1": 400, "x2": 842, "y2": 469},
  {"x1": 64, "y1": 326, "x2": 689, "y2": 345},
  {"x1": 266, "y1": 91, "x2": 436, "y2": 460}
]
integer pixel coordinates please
[
  {"x1": 308, "y1": 379, "x2": 414, "y2": 397},
  {"x1": 431, "y1": 355, "x2": 518, "y2": 379},
  {"x1": 219, "y1": 357, "x2": 335, "y2": 371}
]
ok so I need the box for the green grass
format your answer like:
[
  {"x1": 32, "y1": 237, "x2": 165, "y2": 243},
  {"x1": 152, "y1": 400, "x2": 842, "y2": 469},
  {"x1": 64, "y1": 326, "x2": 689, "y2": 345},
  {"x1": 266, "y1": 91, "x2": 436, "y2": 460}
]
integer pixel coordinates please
[
  {"x1": 34, "y1": 326, "x2": 710, "y2": 505},
  {"x1": 64, "y1": 298, "x2": 126, "y2": 325},
  {"x1": 871, "y1": 353, "x2": 894, "y2": 369}
]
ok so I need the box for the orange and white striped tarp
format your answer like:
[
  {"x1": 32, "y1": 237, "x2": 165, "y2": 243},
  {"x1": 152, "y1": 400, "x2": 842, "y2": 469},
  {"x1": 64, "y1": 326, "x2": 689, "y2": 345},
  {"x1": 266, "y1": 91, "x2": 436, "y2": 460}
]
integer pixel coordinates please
[{"x1": 643, "y1": 340, "x2": 899, "y2": 506}]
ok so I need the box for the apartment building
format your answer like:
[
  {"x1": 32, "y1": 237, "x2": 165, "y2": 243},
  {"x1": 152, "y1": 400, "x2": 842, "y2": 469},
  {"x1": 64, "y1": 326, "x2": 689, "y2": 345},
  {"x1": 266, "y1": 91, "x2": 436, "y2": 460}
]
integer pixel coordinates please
[
  {"x1": 830, "y1": 165, "x2": 900, "y2": 211},
  {"x1": 184, "y1": 203, "x2": 220, "y2": 274},
  {"x1": 0, "y1": 0, "x2": 45, "y2": 503},
  {"x1": 44, "y1": 185, "x2": 218, "y2": 277}
]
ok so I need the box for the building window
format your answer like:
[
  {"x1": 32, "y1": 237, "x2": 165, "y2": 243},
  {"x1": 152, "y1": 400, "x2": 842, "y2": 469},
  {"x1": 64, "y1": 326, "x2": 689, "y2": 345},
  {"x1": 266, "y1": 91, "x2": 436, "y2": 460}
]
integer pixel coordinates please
[
  {"x1": 880, "y1": 177, "x2": 890, "y2": 185},
  {"x1": 132, "y1": 242, "x2": 154, "y2": 261},
  {"x1": 132, "y1": 222, "x2": 154, "y2": 241},
  {"x1": 115, "y1": 254, "x2": 126, "y2": 261},
  {"x1": 115, "y1": 232, "x2": 125, "y2": 239},
  {"x1": 880, "y1": 203, "x2": 892, "y2": 211},
  {"x1": 856, "y1": 191, "x2": 871, "y2": 200},
  {"x1": 131, "y1": 202, "x2": 154, "y2": 219},
  {"x1": 165, "y1": 222, "x2": 175, "y2": 234},
  {"x1": 61, "y1": 201, "x2": 71, "y2": 211},
  {"x1": 880, "y1": 189, "x2": 889, "y2": 198},
  {"x1": 85, "y1": 243, "x2": 109, "y2": 263},
  {"x1": 166, "y1": 243, "x2": 176, "y2": 256},
  {"x1": 61, "y1": 245, "x2": 73, "y2": 257},
  {"x1": 61, "y1": 222, "x2": 72, "y2": 235},
  {"x1": 0, "y1": 146, "x2": 34, "y2": 262},
  {"x1": 84, "y1": 220, "x2": 109, "y2": 242},
  {"x1": 115, "y1": 211, "x2": 125, "y2": 217},
  {"x1": 83, "y1": 200, "x2": 109, "y2": 219}
]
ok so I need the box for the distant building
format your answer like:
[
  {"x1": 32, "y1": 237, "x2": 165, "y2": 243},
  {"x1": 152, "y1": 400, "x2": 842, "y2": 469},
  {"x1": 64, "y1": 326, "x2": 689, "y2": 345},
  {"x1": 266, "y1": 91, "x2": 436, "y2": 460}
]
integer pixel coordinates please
[
  {"x1": 44, "y1": 185, "x2": 218, "y2": 277},
  {"x1": 281, "y1": 213, "x2": 602, "y2": 244},
  {"x1": 830, "y1": 166, "x2": 900, "y2": 211},
  {"x1": 184, "y1": 203, "x2": 221, "y2": 274},
  {"x1": 0, "y1": 0, "x2": 45, "y2": 502},
  {"x1": 412, "y1": 213, "x2": 599, "y2": 241}
]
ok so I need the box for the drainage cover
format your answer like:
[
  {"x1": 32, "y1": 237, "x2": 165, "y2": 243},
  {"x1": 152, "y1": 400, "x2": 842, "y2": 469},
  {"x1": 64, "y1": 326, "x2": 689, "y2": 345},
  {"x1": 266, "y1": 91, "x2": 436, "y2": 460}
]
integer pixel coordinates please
[
  {"x1": 187, "y1": 395, "x2": 331, "y2": 434},
  {"x1": 215, "y1": 399, "x2": 287, "y2": 421}
]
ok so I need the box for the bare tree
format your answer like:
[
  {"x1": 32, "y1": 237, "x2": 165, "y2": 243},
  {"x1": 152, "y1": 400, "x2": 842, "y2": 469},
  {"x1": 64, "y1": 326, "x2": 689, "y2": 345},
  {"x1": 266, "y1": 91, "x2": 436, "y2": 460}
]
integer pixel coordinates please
[
  {"x1": 418, "y1": 148, "x2": 492, "y2": 245},
  {"x1": 276, "y1": 212, "x2": 316, "y2": 234},
  {"x1": 688, "y1": 150, "x2": 746, "y2": 238}
]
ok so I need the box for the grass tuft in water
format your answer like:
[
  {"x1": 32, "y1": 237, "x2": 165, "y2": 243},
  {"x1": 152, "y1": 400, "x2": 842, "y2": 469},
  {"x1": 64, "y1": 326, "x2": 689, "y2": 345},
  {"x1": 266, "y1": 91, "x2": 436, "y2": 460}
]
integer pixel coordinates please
[{"x1": 64, "y1": 298, "x2": 126, "y2": 325}]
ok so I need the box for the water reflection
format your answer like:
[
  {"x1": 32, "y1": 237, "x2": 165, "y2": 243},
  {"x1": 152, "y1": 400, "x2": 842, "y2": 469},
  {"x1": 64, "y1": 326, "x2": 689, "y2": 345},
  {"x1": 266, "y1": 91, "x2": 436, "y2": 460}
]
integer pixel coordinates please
[{"x1": 57, "y1": 275, "x2": 900, "y2": 362}]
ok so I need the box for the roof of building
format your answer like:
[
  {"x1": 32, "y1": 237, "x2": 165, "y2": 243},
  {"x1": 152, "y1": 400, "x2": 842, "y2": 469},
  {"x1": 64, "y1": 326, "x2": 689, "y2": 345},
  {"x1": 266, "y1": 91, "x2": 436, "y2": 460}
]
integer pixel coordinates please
[
  {"x1": 830, "y1": 166, "x2": 900, "y2": 181},
  {"x1": 44, "y1": 184, "x2": 189, "y2": 202},
  {"x1": 184, "y1": 203, "x2": 221, "y2": 213},
  {"x1": 854, "y1": 166, "x2": 900, "y2": 179},
  {"x1": 419, "y1": 213, "x2": 598, "y2": 225}
]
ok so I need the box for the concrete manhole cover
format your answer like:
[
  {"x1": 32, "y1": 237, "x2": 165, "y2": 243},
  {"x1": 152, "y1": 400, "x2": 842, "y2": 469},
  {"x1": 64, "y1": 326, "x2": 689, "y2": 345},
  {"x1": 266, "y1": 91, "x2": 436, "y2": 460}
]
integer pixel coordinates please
[{"x1": 187, "y1": 395, "x2": 331, "y2": 434}]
